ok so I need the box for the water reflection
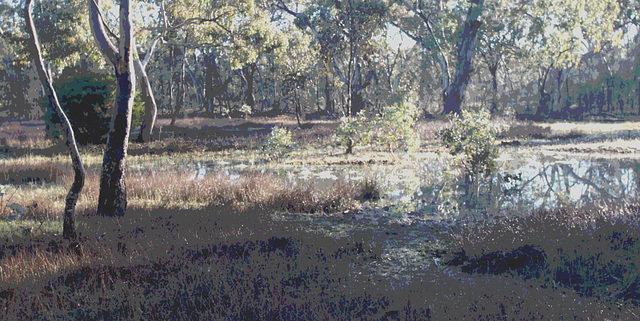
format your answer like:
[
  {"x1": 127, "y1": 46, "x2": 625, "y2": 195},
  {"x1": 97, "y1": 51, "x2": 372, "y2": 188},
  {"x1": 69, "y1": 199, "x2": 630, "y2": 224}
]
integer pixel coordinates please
[
  {"x1": 502, "y1": 155, "x2": 640, "y2": 210},
  {"x1": 177, "y1": 154, "x2": 639, "y2": 217}
]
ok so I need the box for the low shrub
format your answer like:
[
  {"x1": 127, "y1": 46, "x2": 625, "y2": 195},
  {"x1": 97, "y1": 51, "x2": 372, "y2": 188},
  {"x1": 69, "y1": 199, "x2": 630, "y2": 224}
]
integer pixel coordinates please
[
  {"x1": 335, "y1": 111, "x2": 370, "y2": 154},
  {"x1": 334, "y1": 102, "x2": 420, "y2": 155},
  {"x1": 263, "y1": 126, "x2": 297, "y2": 160},
  {"x1": 437, "y1": 109, "x2": 500, "y2": 214}
]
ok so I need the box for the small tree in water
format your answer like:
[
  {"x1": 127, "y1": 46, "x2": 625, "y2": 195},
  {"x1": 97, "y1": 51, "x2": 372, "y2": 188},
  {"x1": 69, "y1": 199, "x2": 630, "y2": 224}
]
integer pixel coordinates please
[{"x1": 439, "y1": 109, "x2": 499, "y2": 211}]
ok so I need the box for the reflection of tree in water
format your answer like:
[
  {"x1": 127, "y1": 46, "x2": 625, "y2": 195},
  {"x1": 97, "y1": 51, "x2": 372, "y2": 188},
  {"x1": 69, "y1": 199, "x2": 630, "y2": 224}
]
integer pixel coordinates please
[{"x1": 502, "y1": 157, "x2": 640, "y2": 211}]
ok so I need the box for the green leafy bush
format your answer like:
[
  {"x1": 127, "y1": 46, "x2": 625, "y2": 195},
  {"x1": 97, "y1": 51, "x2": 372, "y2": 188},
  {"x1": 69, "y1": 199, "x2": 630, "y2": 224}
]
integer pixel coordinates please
[
  {"x1": 438, "y1": 109, "x2": 500, "y2": 213},
  {"x1": 44, "y1": 71, "x2": 144, "y2": 145},
  {"x1": 439, "y1": 109, "x2": 499, "y2": 177},
  {"x1": 263, "y1": 126, "x2": 296, "y2": 160},
  {"x1": 374, "y1": 102, "x2": 420, "y2": 153},
  {"x1": 335, "y1": 103, "x2": 420, "y2": 154},
  {"x1": 335, "y1": 111, "x2": 370, "y2": 154}
]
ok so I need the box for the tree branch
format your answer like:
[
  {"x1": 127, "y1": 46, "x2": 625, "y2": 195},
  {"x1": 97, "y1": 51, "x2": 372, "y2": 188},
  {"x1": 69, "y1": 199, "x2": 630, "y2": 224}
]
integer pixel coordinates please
[{"x1": 89, "y1": 0, "x2": 118, "y2": 66}]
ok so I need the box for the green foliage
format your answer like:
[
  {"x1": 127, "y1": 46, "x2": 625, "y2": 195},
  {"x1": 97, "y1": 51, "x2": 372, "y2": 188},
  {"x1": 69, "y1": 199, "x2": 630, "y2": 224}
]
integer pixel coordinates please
[
  {"x1": 519, "y1": 0, "x2": 620, "y2": 67},
  {"x1": 44, "y1": 70, "x2": 144, "y2": 145},
  {"x1": 239, "y1": 104, "x2": 252, "y2": 118},
  {"x1": 263, "y1": 126, "x2": 296, "y2": 160},
  {"x1": 438, "y1": 109, "x2": 500, "y2": 213},
  {"x1": 374, "y1": 102, "x2": 420, "y2": 153},
  {"x1": 335, "y1": 103, "x2": 420, "y2": 154},
  {"x1": 439, "y1": 109, "x2": 499, "y2": 178},
  {"x1": 44, "y1": 73, "x2": 113, "y2": 145},
  {"x1": 335, "y1": 111, "x2": 370, "y2": 154}
]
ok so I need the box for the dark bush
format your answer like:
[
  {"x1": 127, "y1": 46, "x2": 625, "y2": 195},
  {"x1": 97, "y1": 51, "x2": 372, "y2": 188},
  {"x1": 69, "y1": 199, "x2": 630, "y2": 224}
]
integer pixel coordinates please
[{"x1": 44, "y1": 69, "x2": 144, "y2": 145}]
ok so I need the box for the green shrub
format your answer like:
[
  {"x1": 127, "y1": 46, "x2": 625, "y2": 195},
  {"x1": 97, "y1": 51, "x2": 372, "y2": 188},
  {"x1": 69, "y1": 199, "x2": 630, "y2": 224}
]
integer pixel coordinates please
[
  {"x1": 438, "y1": 109, "x2": 500, "y2": 213},
  {"x1": 334, "y1": 103, "x2": 420, "y2": 155},
  {"x1": 439, "y1": 109, "x2": 499, "y2": 177},
  {"x1": 335, "y1": 111, "x2": 370, "y2": 154},
  {"x1": 263, "y1": 126, "x2": 296, "y2": 160},
  {"x1": 374, "y1": 102, "x2": 420, "y2": 153},
  {"x1": 44, "y1": 71, "x2": 144, "y2": 145}
]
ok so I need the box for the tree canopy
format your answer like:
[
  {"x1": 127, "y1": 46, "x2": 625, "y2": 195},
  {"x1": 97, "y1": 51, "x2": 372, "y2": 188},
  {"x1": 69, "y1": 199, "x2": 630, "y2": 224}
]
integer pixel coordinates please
[{"x1": 0, "y1": 0, "x2": 637, "y2": 119}]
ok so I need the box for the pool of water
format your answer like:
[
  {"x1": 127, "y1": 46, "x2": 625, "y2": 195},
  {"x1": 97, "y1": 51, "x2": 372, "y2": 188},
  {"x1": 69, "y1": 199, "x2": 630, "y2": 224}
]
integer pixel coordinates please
[{"x1": 136, "y1": 152, "x2": 640, "y2": 218}]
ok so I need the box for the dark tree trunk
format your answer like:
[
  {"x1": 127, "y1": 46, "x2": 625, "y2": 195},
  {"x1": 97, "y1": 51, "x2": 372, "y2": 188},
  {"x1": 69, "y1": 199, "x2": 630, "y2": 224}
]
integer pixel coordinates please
[
  {"x1": 324, "y1": 74, "x2": 334, "y2": 113},
  {"x1": 90, "y1": 0, "x2": 136, "y2": 217},
  {"x1": 637, "y1": 81, "x2": 640, "y2": 115},
  {"x1": 443, "y1": 0, "x2": 484, "y2": 115},
  {"x1": 26, "y1": 0, "x2": 85, "y2": 238},
  {"x1": 168, "y1": 48, "x2": 175, "y2": 116},
  {"x1": 243, "y1": 63, "x2": 256, "y2": 109},
  {"x1": 294, "y1": 90, "x2": 302, "y2": 128},
  {"x1": 606, "y1": 77, "x2": 613, "y2": 113},
  {"x1": 171, "y1": 47, "x2": 186, "y2": 127},
  {"x1": 350, "y1": 66, "x2": 375, "y2": 116},
  {"x1": 488, "y1": 63, "x2": 498, "y2": 115},
  {"x1": 535, "y1": 65, "x2": 552, "y2": 120},
  {"x1": 205, "y1": 52, "x2": 222, "y2": 113}
]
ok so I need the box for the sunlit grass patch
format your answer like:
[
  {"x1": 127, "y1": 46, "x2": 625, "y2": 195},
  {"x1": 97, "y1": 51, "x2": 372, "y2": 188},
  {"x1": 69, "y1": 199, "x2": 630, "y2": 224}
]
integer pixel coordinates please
[
  {"x1": 0, "y1": 155, "x2": 69, "y2": 185},
  {"x1": 0, "y1": 220, "x2": 62, "y2": 238},
  {"x1": 498, "y1": 121, "x2": 552, "y2": 139},
  {"x1": 126, "y1": 170, "x2": 359, "y2": 214}
]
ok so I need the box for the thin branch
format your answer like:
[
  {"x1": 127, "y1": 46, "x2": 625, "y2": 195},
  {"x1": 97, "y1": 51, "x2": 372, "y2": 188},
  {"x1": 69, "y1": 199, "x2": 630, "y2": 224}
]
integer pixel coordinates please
[{"x1": 139, "y1": 14, "x2": 232, "y2": 35}]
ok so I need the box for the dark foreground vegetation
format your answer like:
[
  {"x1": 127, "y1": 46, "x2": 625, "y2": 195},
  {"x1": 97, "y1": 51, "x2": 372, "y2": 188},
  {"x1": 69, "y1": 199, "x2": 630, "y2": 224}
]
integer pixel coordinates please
[
  {"x1": 0, "y1": 117, "x2": 640, "y2": 319},
  {"x1": 3, "y1": 206, "x2": 640, "y2": 319}
]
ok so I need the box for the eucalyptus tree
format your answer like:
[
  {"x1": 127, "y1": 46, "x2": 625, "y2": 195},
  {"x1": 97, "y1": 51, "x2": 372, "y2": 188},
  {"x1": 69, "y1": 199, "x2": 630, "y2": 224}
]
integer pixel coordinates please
[
  {"x1": 0, "y1": 36, "x2": 29, "y2": 117},
  {"x1": 278, "y1": 26, "x2": 319, "y2": 126},
  {"x1": 89, "y1": 0, "x2": 136, "y2": 217},
  {"x1": 152, "y1": 0, "x2": 277, "y2": 118},
  {"x1": 517, "y1": 0, "x2": 621, "y2": 119},
  {"x1": 391, "y1": 0, "x2": 500, "y2": 115},
  {"x1": 0, "y1": 0, "x2": 97, "y2": 117},
  {"x1": 390, "y1": 0, "x2": 464, "y2": 114},
  {"x1": 616, "y1": 0, "x2": 640, "y2": 113},
  {"x1": 25, "y1": 0, "x2": 85, "y2": 238},
  {"x1": 476, "y1": 0, "x2": 523, "y2": 115},
  {"x1": 88, "y1": 0, "x2": 163, "y2": 142},
  {"x1": 442, "y1": 0, "x2": 484, "y2": 115},
  {"x1": 275, "y1": 0, "x2": 388, "y2": 116}
]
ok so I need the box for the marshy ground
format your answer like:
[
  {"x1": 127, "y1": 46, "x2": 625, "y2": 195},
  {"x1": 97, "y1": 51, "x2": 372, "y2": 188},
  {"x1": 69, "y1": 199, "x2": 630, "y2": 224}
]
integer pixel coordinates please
[{"x1": 1, "y1": 116, "x2": 640, "y2": 319}]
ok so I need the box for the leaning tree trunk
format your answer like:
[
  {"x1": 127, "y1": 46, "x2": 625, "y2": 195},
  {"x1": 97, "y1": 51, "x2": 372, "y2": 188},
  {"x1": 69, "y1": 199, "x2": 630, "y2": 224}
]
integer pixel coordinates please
[
  {"x1": 443, "y1": 0, "x2": 484, "y2": 115},
  {"x1": 135, "y1": 58, "x2": 157, "y2": 142},
  {"x1": 205, "y1": 52, "x2": 220, "y2": 113},
  {"x1": 324, "y1": 74, "x2": 334, "y2": 114},
  {"x1": 90, "y1": 0, "x2": 136, "y2": 217},
  {"x1": 25, "y1": 0, "x2": 85, "y2": 238},
  {"x1": 243, "y1": 63, "x2": 256, "y2": 109}
]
